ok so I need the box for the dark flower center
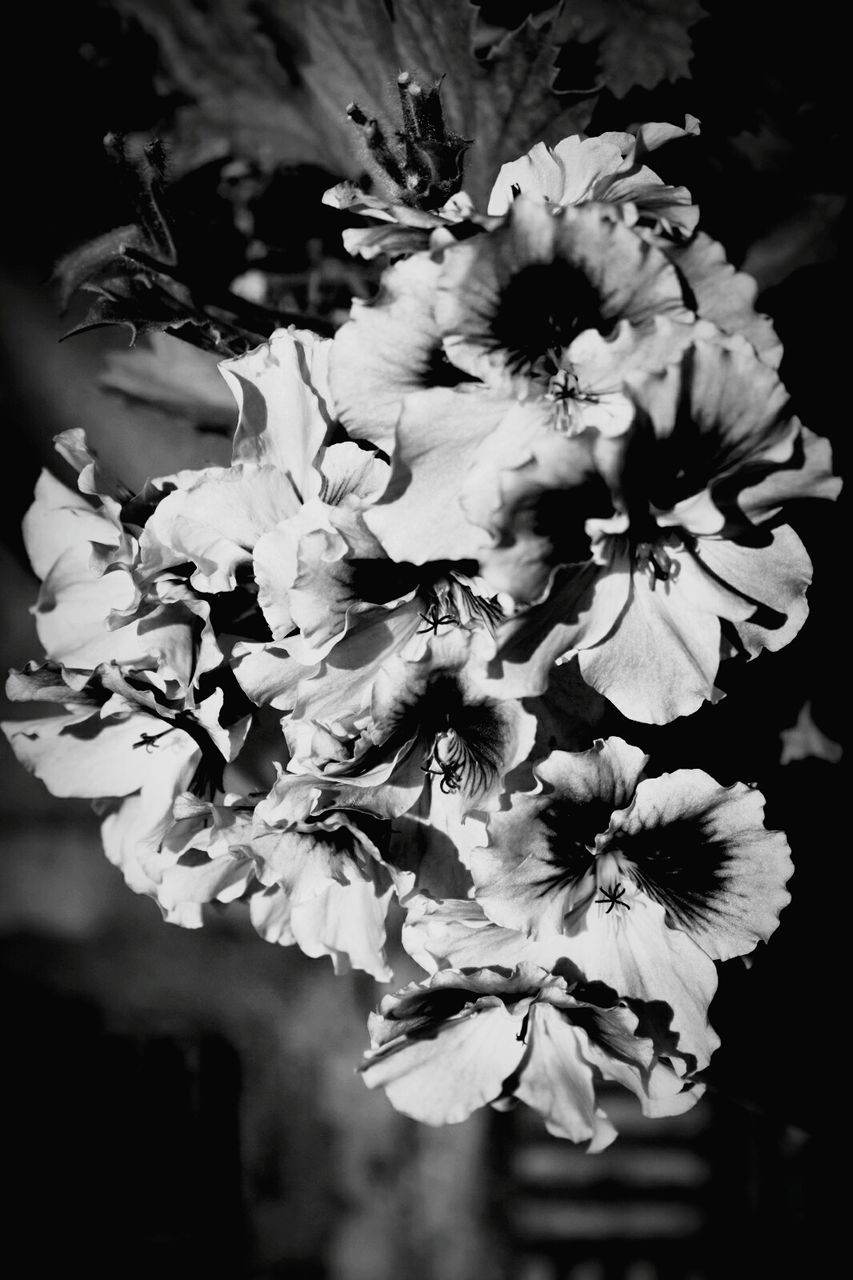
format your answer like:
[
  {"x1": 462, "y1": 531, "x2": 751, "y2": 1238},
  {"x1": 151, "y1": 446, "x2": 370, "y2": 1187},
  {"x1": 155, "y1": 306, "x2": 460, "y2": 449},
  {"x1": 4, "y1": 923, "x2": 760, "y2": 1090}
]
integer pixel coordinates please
[{"x1": 491, "y1": 260, "x2": 610, "y2": 382}]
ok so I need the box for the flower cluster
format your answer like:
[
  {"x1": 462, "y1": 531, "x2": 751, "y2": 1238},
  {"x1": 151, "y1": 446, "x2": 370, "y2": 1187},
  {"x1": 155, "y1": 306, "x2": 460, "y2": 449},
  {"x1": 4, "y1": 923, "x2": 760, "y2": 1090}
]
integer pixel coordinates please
[{"x1": 5, "y1": 119, "x2": 838, "y2": 1148}]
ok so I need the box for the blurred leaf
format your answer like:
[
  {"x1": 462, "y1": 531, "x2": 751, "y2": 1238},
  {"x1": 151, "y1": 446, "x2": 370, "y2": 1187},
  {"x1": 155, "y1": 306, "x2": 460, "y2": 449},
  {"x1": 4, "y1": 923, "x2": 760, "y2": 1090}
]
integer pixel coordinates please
[
  {"x1": 53, "y1": 134, "x2": 334, "y2": 353},
  {"x1": 100, "y1": 331, "x2": 236, "y2": 429},
  {"x1": 741, "y1": 193, "x2": 846, "y2": 292},
  {"x1": 112, "y1": 0, "x2": 603, "y2": 203},
  {"x1": 557, "y1": 0, "x2": 707, "y2": 98}
]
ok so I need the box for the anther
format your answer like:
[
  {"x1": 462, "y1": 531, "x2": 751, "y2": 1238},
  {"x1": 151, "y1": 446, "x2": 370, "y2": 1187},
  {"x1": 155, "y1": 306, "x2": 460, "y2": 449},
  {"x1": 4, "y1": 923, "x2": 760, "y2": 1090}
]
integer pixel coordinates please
[
  {"x1": 133, "y1": 728, "x2": 174, "y2": 753},
  {"x1": 595, "y1": 883, "x2": 630, "y2": 914},
  {"x1": 635, "y1": 541, "x2": 680, "y2": 584},
  {"x1": 416, "y1": 604, "x2": 459, "y2": 635}
]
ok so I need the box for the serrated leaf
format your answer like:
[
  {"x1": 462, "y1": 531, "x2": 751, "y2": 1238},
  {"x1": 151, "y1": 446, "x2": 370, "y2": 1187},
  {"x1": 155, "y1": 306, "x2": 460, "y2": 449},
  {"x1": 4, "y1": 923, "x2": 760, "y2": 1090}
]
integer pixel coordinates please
[
  {"x1": 557, "y1": 0, "x2": 707, "y2": 98},
  {"x1": 112, "y1": 0, "x2": 600, "y2": 204}
]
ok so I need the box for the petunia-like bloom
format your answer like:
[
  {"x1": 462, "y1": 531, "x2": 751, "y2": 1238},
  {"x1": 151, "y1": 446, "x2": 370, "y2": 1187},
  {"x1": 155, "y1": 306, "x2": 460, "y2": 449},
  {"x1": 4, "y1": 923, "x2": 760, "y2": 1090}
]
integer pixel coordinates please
[
  {"x1": 330, "y1": 197, "x2": 691, "y2": 452},
  {"x1": 263, "y1": 626, "x2": 536, "y2": 822},
  {"x1": 21, "y1": 430, "x2": 222, "y2": 697},
  {"x1": 160, "y1": 789, "x2": 397, "y2": 981},
  {"x1": 360, "y1": 963, "x2": 701, "y2": 1146},
  {"x1": 137, "y1": 326, "x2": 342, "y2": 601},
  {"x1": 2, "y1": 660, "x2": 249, "y2": 920},
  {"x1": 464, "y1": 737, "x2": 792, "y2": 1066},
  {"x1": 400, "y1": 894, "x2": 716, "y2": 1075},
  {"x1": 487, "y1": 117, "x2": 701, "y2": 236},
  {"x1": 488, "y1": 326, "x2": 841, "y2": 722}
]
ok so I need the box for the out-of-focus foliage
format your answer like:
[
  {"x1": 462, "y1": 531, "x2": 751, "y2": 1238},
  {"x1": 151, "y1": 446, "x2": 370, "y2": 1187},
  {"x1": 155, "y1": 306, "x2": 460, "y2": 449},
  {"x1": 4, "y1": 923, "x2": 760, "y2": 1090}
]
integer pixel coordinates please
[
  {"x1": 103, "y1": 0, "x2": 714, "y2": 200},
  {"x1": 556, "y1": 0, "x2": 707, "y2": 97}
]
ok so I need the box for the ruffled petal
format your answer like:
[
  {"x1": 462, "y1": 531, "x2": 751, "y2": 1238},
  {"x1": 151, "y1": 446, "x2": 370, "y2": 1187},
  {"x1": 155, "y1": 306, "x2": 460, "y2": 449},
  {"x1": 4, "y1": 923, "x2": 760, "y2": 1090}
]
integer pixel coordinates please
[
  {"x1": 436, "y1": 200, "x2": 689, "y2": 395},
  {"x1": 666, "y1": 232, "x2": 783, "y2": 367},
  {"x1": 578, "y1": 1019, "x2": 703, "y2": 1119},
  {"x1": 516, "y1": 1004, "x2": 616, "y2": 1149},
  {"x1": 388, "y1": 788, "x2": 481, "y2": 905},
  {"x1": 460, "y1": 419, "x2": 602, "y2": 603},
  {"x1": 247, "y1": 811, "x2": 394, "y2": 980},
  {"x1": 488, "y1": 136, "x2": 626, "y2": 213},
  {"x1": 363, "y1": 388, "x2": 518, "y2": 565},
  {"x1": 141, "y1": 465, "x2": 300, "y2": 592},
  {"x1": 1, "y1": 708, "x2": 198, "y2": 799},
  {"x1": 249, "y1": 886, "x2": 296, "y2": 945},
  {"x1": 469, "y1": 739, "x2": 649, "y2": 936},
  {"x1": 34, "y1": 548, "x2": 147, "y2": 670},
  {"x1": 157, "y1": 850, "x2": 256, "y2": 920},
  {"x1": 734, "y1": 426, "x2": 842, "y2": 522},
  {"x1": 402, "y1": 897, "x2": 586, "y2": 980},
  {"x1": 22, "y1": 470, "x2": 115, "y2": 582},
  {"x1": 100, "y1": 730, "x2": 204, "y2": 907},
  {"x1": 288, "y1": 872, "x2": 394, "y2": 982},
  {"x1": 576, "y1": 548, "x2": 747, "y2": 723},
  {"x1": 623, "y1": 332, "x2": 796, "y2": 516},
  {"x1": 220, "y1": 327, "x2": 334, "y2": 497},
  {"x1": 562, "y1": 892, "x2": 720, "y2": 1070},
  {"x1": 361, "y1": 992, "x2": 527, "y2": 1126},
  {"x1": 329, "y1": 253, "x2": 445, "y2": 450},
  {"x1": 696, "y1": 526, "x2": 812, "y2": 656},
  {"x1": 608, "y1": 770, "x2": 793, "y2": 962},
  {"x1": 488, "y1": 555, "x2": 631, "y2": 699}
]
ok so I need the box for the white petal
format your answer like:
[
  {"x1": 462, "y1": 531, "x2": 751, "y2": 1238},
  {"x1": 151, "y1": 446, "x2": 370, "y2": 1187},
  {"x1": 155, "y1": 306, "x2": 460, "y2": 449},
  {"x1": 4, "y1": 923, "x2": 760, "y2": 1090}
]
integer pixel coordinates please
[
  {"x1": 221, "y1": 328, "x2": 333, "y2": 496},
  {"x1": 361, "y1": 1000, "x2": 526, "y2": 1126},
  {"x1": 517, "y1": 1005, "x2": 616, "y2": 1148}
]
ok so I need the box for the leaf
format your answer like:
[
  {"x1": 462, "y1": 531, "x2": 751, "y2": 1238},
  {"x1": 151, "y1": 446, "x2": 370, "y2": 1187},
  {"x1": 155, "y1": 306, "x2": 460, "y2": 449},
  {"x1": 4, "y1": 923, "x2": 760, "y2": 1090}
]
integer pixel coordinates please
[
  {"x1": 556, "y1": 0, "x2": 708, "y2": 98},
  {"x1": 111, "y1": 0, "x2": 601, "y2": 204}
]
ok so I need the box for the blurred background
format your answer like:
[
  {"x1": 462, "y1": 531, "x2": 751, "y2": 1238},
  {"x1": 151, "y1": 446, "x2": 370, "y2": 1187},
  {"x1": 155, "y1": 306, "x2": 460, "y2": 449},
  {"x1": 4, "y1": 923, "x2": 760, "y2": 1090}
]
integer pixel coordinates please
[{"x1": 0, "y1": 3, "x2": 848, "y2": 1276}]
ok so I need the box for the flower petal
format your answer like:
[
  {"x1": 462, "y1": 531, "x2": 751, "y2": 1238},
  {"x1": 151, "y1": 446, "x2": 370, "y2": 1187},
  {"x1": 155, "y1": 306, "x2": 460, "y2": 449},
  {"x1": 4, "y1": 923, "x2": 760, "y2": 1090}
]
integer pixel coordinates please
[
  {"x1": 364, "y1": 388, "x2": 518, "y2": 565},
  {"x1": 437, "y1": 200, "x2": 689, "y2": 394},
  {"x1": 361, "y1": 996, "x2": 526, "y2": 1126},
  {"x1": 469, "y1": 739, "x2": 649, "y2": 937},
  {"x1": 561, "y1": 893, "x2": 720, "y2": 1070},
  {"x1": 488, "y1": 556, "x2": 631, "y2": 700},
  {"x1": 516, "y1": 1004, "x2": 616, "y2": 1149},
  {"x1": 22, "y1": 470, "x2": 115, "y2": 581},
  {"x1": 696, "y1": 525, "x2": 812, "y2": 656},
  {"x1": 576, "y1": 551, "x2": 740, "y2": 723},
  {"x1": 141, "y1": 465, "x2": 300, "y2": 593},
  {"x1": 220, "y1": 327, "x2": 334, "y2": 497},
  {"x1": 329, "y1": 253, "x2": 445, "y2": 450},
  {"x1": 608, "y1": 770, "x2": 793, "y2": 962},
  {"x1": 2, "y1": 709, "x2": 198, "y2": 799},
  {"x1": 666, "y1": 232, "x2": 782, "y2": 367}
]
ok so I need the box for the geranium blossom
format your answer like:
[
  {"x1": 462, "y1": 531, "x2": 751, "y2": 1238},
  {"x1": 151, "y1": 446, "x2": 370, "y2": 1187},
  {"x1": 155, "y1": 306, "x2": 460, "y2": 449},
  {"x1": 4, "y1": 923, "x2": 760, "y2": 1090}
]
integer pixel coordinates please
[
  {"x1": 487, "y1": 326, "x2": 840, "y2": 721},
  {"x1": 486, "y1": 117, "x2": 701, "y2": 234},
  {"x1": 463, "y1": 737, "x2": 792, "y2": 1063},
  {"x1": 331, "y1": 198, "x2": 691, "y2": 452},
  {"x1": 2, "y1": 659, "x2": 249, "y2": 918},
  {"x1": 360, "y1": 964, "x2": 701, "y2": 1145},
  {"x1": 22, "y1": 430, "x2": 222, "y2": 695},
  {"x1": 262, "y1": 626, "x2": 536, "y2": 822},
  {"x1": 159, "y1": 790, "x2": 397, "y2": 980},
  {"x1": 400, "y1": 895, "x2": 718, "y2": 1074}
]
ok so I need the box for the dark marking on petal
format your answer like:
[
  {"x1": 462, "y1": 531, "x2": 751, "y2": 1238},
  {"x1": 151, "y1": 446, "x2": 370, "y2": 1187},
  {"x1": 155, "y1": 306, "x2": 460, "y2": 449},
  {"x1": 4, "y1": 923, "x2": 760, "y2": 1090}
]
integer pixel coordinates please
[{"x1": 618, "y1": 803, "x2": 735, "y2": 933}]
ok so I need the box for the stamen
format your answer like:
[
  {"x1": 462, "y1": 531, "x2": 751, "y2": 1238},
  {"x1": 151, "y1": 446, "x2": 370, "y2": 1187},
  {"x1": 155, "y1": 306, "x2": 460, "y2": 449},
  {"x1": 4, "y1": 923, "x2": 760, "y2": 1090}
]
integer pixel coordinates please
[
  {"x1": 416, "y1": 603, "x2": 460, "y2": 635},
  {"x1": 132, "y1": 728, "x2": 174, "y2": 753},
  {"x1": 635, "y1": 541, "x2": 681, "y2": 584},
  {"x1": 595, "y1": 882, "x2": 630, "y2": 914},
  {"x1": 420, "y1": 734, "x2": 465, "y2": 794}
]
